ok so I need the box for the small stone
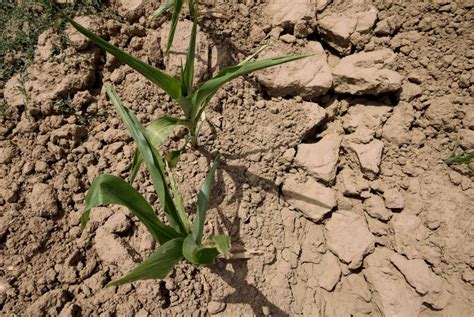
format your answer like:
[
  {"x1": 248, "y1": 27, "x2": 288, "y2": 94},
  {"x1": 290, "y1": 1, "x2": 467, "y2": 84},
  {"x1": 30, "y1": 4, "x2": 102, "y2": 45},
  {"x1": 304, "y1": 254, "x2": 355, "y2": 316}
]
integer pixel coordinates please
[
  {"x1": 104, "y1": 213, "x2": 131, "y2": 234},
  {"x1": 300, "y1": 102, "x2": 327, "y2": 139},
  {"x1": 390, "y1": 253, "x2": 450, "y2": 309},
  {"x1": 207, "y1": 301, "x2": 226, "y2": 315},
  {"x1": 383, "y1": 188, "x2": 405, "y2": 210},
  {"x1": 364, "y1": 249, "x2": 422, "y2": 316},
  {"x1": 318, "y1": 15, "x2": 357, "y2": 55},
  {"x1": 313, "y1": 252, "x2": 341, "y2": 291},
  {"x1": 346, "y1": 139, "x2": 384, "y2": 179},
  {"x1": 324, "y1": 210, "x2": 375, "y2": 269},
  {"x1": 267, "y1": 0, "x2": 315, "y2": 26},
  {"x1": 332, "y1": 49, "x2": 402, "y2": 95},
  {"x1": 337, "y1": 168, "x2": 369, "y2": 196},
  {"x1": 459, "y1": 129, "x2": 474, "y2": 149},
  {"x1": 364, "y1": 195, "x2": 392, "y2": 221},
  {"x1": 400, "y1": 82, "x2": 422, "y2": 102},
  {"x1": 282, "y1": 174, "x2": 336, "y2": 222},
  {"x1": 382, "y1": 102, "x2": 415, "y2": 146},
  {"x1": 280, "y1": 34, "x2": 296, "y2": 43},
  {"x1": 317, "y1": 7, "x2": 377, "y2": 55},
  {"x1": 343, "y1": 104, "x2": 392, "y2": 133},
  {"x1": 29, "y1": 183, "x2": 59, "y2": 217},
  {"x1": 295, "y1": 133, "x2": 342, "y2": 184},
  {"x1": 256, "y1": 42, "x2": 333, "y2": 99}
]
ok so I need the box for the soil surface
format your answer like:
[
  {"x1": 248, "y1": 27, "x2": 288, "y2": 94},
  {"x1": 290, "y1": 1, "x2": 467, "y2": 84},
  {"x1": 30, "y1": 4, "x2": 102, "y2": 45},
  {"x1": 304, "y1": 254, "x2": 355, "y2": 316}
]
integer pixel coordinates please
[{"x1": 1, "y1": 0, "x2": 473, "y2": 316}]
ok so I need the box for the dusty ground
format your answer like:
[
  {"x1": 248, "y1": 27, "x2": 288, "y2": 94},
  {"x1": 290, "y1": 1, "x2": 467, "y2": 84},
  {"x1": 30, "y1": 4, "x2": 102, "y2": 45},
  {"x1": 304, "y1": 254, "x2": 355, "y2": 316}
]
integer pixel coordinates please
[{"x1": 1, "y1": 0, "x2": 473, "y2": 316}]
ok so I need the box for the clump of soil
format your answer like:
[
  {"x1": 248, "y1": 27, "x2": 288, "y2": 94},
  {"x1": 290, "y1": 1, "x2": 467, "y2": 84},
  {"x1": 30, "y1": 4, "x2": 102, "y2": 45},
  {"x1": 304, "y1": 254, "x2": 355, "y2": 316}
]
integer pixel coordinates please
[{"x1": 1, "y1": 0, "x2": 473, "y2": 316}]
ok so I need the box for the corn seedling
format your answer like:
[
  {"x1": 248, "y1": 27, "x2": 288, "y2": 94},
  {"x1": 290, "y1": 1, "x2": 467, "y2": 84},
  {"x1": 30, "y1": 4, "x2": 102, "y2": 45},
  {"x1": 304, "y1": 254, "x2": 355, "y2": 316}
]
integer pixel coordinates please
[
  {"x1": 443, "y1": 141, "x2": 474, "y2": 171},
  {"x1": 82, "y1": 85, "x2": 230, "y2": 287},
  {"x1": 61, "y1": 1, "x2": 308, "y2": 181}
]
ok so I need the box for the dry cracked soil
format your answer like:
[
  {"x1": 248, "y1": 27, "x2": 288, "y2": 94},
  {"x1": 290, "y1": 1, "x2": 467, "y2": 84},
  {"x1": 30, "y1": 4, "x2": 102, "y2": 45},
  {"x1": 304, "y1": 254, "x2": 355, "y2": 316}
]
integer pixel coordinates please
[{"x1": 1, "y1": 0, "x2": 473, "y2": 316}]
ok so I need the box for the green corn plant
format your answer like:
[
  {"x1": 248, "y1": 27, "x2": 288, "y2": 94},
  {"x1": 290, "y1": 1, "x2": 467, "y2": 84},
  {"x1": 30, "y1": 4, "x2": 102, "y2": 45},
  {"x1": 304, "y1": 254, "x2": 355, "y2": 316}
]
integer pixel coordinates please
[
  {"x1": 81, "y1": 85, "x2": 230, "y2": 287},
  {"x1": 62, "y1": 1, "x2": 308, "y2": 181}
]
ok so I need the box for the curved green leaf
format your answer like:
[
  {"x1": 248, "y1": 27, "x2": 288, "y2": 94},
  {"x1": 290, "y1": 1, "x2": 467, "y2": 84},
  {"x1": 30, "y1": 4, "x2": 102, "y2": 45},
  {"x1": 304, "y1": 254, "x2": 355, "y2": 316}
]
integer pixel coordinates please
[
  {"x1": 194, "y1": 246, "x2": 219, "y2": 265},
  {"x1": 182, "y1": 234, "x2": 220, "y2": 265},
  {"x1": 182, "y1": 3, "x2": 197, "y2": 97},
  {"x1": 106, "y1": 86, "x2": 187, "y2": 235},
  {"x1": 166, "y1": 0, "x2": 184, "y2": 54},
  {"x1": 182, "y1": 234, "x2": 199, "y2": 264},
  {"x1": 148, "y1": 0, "x2": 174, "y2": 20},
  {"x1": 213, "y1": 235, "x2": 231, "y2": 259},
  {"x1": 192, "y1": 155, "x2": 219, "y2": 244},
  {"x1": 64, "y1": 15, "x2": 182, "y2": 100},
  {"x1": 82, "y1": 174, "x2": 179, "y2": 244},
  {"x1": 129, "y1": 115, "x2": 187, "y2": 183},
  {"x1": 193, "y1": 55, "x2": 310, "y2": 116},
  {"x1": 165, "y1": 161, "x2": 190, "y2": 232},
  {"x1": 107, "y1": 237, "x2": 184, "y2": 287}
]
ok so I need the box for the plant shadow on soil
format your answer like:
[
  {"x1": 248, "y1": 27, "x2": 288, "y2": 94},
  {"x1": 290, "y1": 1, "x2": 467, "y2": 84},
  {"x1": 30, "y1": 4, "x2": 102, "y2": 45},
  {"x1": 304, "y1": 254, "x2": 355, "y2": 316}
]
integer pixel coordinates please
[{"x1": 197, "y1": 145, "x2": 325, "y2": 316}]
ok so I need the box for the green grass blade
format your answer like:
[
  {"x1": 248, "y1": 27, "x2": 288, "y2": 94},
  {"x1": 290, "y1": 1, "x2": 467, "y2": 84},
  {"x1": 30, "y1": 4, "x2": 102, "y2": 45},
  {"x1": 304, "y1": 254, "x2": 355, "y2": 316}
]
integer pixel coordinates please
[
  {"x1": 165, "y1": 161, "x2": 191, "y2": 232},
  {"x1": 107, "y1": 237, "x2": 184, "y2": 287},
  {"x1": 64, "y1": 15, "x2": 182, "y2": 100},
  {"x1": 444, "y1": 152, "x2": 474, "y2": 165},
  {"x1": 181, "y1": 3, "x2": 197, "y2": 96},
  {"x1": 82, "y1": 174, "x2": 179, "y2": 245},
  {"x1": 194, "y1": 55, "x2": 310, "y2": 112},
  {"x1": 106, "y1": 86, "x2": 188, "y2": 235},
  {"x1": 212, "y1": 235, "x2": 230, "y2": 258},
  {"x1": 166, "y1": 0, "x2": 184, "y2": 55},
  {"x1": 129, "y1": 116, "x2": 187, "y2": 183},
  {"x1": 192, "y1": 155, "x2": 219, "y2": 244},
  {"x1": 148, "y1": 0, "x2": 174, "y2": 20}
]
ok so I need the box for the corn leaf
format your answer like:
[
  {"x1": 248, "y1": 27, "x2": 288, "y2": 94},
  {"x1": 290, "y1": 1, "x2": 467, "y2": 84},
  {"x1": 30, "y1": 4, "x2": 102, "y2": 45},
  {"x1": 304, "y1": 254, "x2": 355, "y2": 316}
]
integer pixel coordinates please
[
  {"x1": 165, "y1": 161, "x2": 190, "y2": 232},
  {"x1": 166, "y1": 0, "x2": 185, "y2": 54},
  {"x1": 194, "y1": 55, "x2": 310, "y2": 113},
  {"x1": 107, "y1": 237, "x2": 184, "y2": 287},
  {"x1": 65, "y1": 16, "x2": 182, "y2": 100},
  {"x1": 129, "y1": 115, "x2": 187, "y2": 183},
  {"x1": 182, "y1": 234, "x2": 199, "y2": 264},
  {"x1": 181, "y1": 4, "x2": 197, "y2": 97},
  {"x1": 107, "y1": 86, "x2": 187, "y2": 235},
  {"x1": 194, "y1": 246, "x2": 219, "y2": 265},
  {"x1": 149, "y1": 0, "x2": 174, "y2": 20},
  {"x1": 213, "y1": 235, "x2": 231, "y2": 258},
  {"x1": 182, "y1": 235, "x2": 220, "y2": 265},
  {"x1": 82, "y1": 174, "x2": 179, "y2": 245},
  {"x1": 192, "y1": 155, "x2": 219, "y2": 244}
]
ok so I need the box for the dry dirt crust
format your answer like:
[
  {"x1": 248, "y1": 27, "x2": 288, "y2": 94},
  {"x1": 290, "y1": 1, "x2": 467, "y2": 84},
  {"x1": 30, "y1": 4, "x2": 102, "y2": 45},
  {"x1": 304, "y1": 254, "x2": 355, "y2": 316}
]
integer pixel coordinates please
[{"x1": 1, "y1": 0, "x2": 474, "y2": 316}]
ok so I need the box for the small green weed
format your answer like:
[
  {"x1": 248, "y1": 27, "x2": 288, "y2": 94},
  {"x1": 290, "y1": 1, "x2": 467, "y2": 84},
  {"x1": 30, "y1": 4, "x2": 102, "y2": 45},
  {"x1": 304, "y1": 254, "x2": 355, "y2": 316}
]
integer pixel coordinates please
[
  {"x1": 82, "y1": 86, "x2": 230, "y2": 286},
  {"x1": 443, "y1": 141, "x2": 474, "y2": 170}
]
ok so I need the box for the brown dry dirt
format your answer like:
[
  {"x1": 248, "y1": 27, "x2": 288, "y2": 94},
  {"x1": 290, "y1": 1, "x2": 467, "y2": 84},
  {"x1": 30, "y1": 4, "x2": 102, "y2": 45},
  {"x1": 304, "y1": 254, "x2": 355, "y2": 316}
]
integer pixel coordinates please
[{"x1": 1, "y1": 0, "x2": 474, "y2": 316}]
